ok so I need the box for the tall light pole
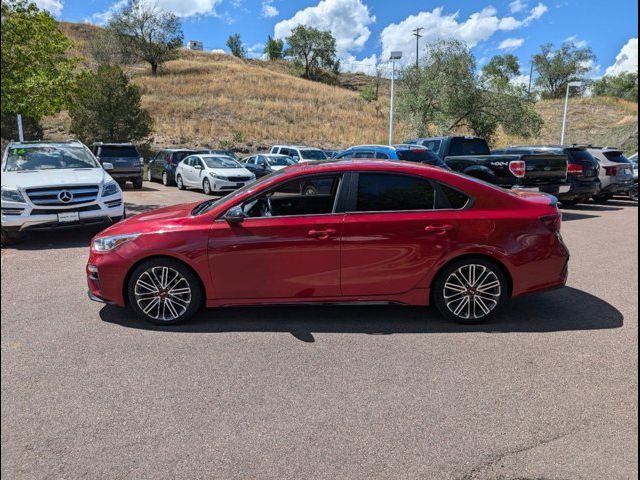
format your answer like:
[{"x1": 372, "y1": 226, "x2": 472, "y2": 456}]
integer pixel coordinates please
[
  {"x1": 560, "y1": 81, "x2": 582, "y2": 145},
  {"x1": 389, "y1": 51, "x2": 403, "y2": 146}
]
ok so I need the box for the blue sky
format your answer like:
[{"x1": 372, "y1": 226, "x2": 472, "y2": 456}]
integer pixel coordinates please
[{"x1": 41, "y1": 0, "x2": 638, "y2": 77}]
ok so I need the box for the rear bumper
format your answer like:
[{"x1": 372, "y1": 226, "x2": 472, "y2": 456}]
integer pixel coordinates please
[
  {"x1": 110, "y1": 170, "x2": 143, "y2": 181},
  {"x1": 512, "y1": 184, "x2": 571, "y2": 195},
  {"x1": 601, "y1": 181, "x2": 633, "y2": 195},
  {"x1": 557, "y1": 180, "x2": 600, "y2": 200}
]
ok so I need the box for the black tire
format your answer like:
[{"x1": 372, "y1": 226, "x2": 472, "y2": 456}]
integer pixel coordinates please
[
  {"x1": 593, "y1": 194, "x2": 612, "y2": 205},
  {"x1": 629, "y1": 185, "x2": 638, "y2": 202},
  {"x1": 132, "y1": 177, "x2": 143, "y2": 190},
  {"x1": 559, "y1": 198, "x2": 579, "y2": 207},
  {"x1": 302, "y1": 184, "x2": 318, "y2": 196},
  {"x1": 1, "y1": 228, "x2": 23, "y2": 246},
  {"x1": 127, "y1": 258, "x2": 203, "y2": 325},
  {"x1": 162, "y1": 171, "x2": 174, "y2": 187},
  {"x1": 176, "y1": 175, "x2": 186, "y2": 190},
  {"x1": 433, "y1": 257, "x2": 508, "y2": 324},
  {"x1": 203, "y1": 178, "x2": 213, "y2": 196}
]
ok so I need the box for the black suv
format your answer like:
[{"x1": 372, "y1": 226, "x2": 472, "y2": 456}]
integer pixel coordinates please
[
  {"x1": 493, "y1": 145, "x2": 600, "y2": 206},
  {"x1": 90, "y1": 143, "x2": 143, "y2": 189},
  {"x1": 147, "y1": 149, "x2": 203, "y2": 186}
]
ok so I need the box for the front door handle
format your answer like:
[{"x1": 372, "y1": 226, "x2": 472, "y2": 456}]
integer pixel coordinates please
[
  {"x1": 308, "y1": 228, "x2": 337, "y2": 239},
  {"x1": 424, "y1": 224, "x2": 454, "y2": 234}
]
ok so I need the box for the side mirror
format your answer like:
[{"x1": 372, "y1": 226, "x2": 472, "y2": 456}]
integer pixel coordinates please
[
  {"x1": 224, "y1": 206, "x2": 245, "y2": 224},
  {"x1": 102, "y1": 162, "x2": 114, "y2": 171},
  {"x1": 194, "y1": 164, "x2": 203, "y2": 170}
]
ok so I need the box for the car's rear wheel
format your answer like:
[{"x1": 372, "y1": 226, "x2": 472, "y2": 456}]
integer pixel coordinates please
[
  {"x1": 162, "y1": 171, "x2": 171, "y2": 186},
  {"x1": 146, "y1": 168, "x2": 153, "y2": 182},
  {"x1": 132, "y1": 177, "x2": 143, "y2": 189},
  {"x1": 176, "y1": 175, "x2": 185, "y2": 190},
  {"x1": 629, "y1": 184, "x2": 638, "y2": 202},
  {"x1": 559, "y1": 198, "x2": 579, "y2": 207},
  {"x1": 593, "y1": 193, "x2": 612, "y2": 204},
  {"x1": 433, "y1": 258, "x2": 508, "y2": 324},
  {"x1": 127, "y1": 259, "x2": 203, "y2": 325},
  {"x1": 203, "y1": 178, "x2": 213, "y2": 195}
]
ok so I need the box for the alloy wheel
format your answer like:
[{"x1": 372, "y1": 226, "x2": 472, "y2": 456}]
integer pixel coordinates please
[
  {"x1": 162, "y1": 172, "x2": 168, "y2": 186},
  {"x1": 134, "y1": 266, "x2": 192, "y2": 322},
  {"x1": 443, "y1": 264, "x2": 501, "y2": 320},
  {"x1": 203, "y1": 179, "x2": 212, "y2": 195}
]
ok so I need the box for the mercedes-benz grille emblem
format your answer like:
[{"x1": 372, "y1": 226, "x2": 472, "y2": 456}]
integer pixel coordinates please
[{"x1": 58, "y1": 190, "x2": 73, "y2": 203}]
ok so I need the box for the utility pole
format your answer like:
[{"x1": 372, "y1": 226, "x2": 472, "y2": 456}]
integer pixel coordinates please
[
  {"x1": 389, "y1": 51, "x2": 403, "y2": 146},
  {"x1": 528, "y1": 60, "x2": 534, "y2": 96},
  {"x1": 412, "y1": 27, "x2": 423, "y2": 68}
]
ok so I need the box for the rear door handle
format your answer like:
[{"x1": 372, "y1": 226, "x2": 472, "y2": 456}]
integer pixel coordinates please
[
  {"x1": 424, "y1": 224, "x2": 454, "y2": 234},
  {"x1": 308, "y1": 228, "x2": 337, "y2": 239}
]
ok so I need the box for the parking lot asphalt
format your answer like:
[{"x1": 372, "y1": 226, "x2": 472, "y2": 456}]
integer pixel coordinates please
[{"x1": 1, "y1": 182, "x2": 638, "y2": 480}]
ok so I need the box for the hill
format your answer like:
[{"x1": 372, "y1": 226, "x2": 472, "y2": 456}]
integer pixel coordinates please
[{"x1": 46, "y1": 22, "x2": 637, "y2": 155}]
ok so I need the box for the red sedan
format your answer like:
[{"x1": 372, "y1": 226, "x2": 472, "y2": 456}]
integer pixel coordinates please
[{"x1": 87, "y1": 160, "x2": 569, "y2": 325}]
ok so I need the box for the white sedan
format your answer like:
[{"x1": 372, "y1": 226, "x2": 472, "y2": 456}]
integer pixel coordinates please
[{"x1": 175, "y1": 155, "x2": 256, "y2": 195}]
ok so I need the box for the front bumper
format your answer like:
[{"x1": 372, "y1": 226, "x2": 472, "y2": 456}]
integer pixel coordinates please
[
  {"x1": 210, "y1": 178, "x2": 255, "y2": 192},
  {"x1": 1, "y1": 199, "x2": 124, "y2": 231}
]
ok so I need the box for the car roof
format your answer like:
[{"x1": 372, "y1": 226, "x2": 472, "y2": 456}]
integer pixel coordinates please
[
  {"x1": 283, "y1": 158, "x2": 443, "y2": 174},
  {"x1": 197, "y1": 154, "x2": 238, "y2": 159},
  {"x1": 503, "y1": 144, "x2": 586, "y2": 151},
  {"x1": 273, "y1": 145, "x2": 320, "y2": 150},
  {"x1": 92, "y1": 142, "x2": 136, "y2": 146}
]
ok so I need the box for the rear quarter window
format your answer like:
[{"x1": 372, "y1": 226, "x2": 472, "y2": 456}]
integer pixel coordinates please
[
  {"x1": 449, "y1": 138, "x2": 491, "y2": 156},
  {"x1": 439, "y1": 184, "x2": 471, "y2": 209}
]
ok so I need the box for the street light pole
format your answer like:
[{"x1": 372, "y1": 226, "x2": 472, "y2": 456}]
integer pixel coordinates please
[
  {"x1": 17, "y1": 114, "x2": 24, "y2": 142},
  {"x1": 560, "y1": 81, "x2": 582, "y2": 145},
  {"x1": 389, "y1": 51, "x2": 403, "y2": 146}
]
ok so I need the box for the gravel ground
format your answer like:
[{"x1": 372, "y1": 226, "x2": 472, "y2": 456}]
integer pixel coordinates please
[{"x1": 2, "y1": 182, "x2": 638, "y2": 480}]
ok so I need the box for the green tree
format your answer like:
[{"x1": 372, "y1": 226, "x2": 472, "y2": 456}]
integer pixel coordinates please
[
  {"x1": 226, "y1": 34, "x2": 246, "y2": 58},
  {"x1": 482, "y1": 54, "x2": 521, "y2": 91},
  {"x1": 592, "y1": 72, "x2": 638, "y2": 102},
  {"x1": 68, "y1": 65, "x2": 153, "y2": 144},
  {"x1": 1, "y1": 0, "x2": 75, "y2": 122},
  {"x1": 108, "y1": 0, "x2": 183, "y2": 75},
  {"x1": 533, "y1": 42, "x2": 596, "y2": 99},
  {"x1": 264, "y1": 36, "x2": 284, "y2": 61},
  {"x1": 398, "y1": 39, "x2": 542, "y2": 143},
  {"x1": 285, "y1": 25, "x2": 337, "y2": 80}
]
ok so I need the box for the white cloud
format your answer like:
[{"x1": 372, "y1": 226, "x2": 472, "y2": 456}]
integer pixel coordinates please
[
  {"x1": 498, "y1": 37, "x2": 525, "y2": 50},
  {"x1": 565, "y1": 35, "x2": 588, "y2": 48},
  {"x1": 509, "y1": 0, "x2": 527, "y2": 13},
  {"x1": 210, "y1": 48, "x2": 227, "y2": 54},
  {"x1": 88, "y1": 0, "x2": 222, "y2": 23},
  {"x1": 340, "y1": 54, "x2": 379, "y2": 75},
  {"x1": 35, "y1": 0, "x2": 63, "y2": 15},
  {"x1": 379, "y1": 4, "x2": 547, "y2": 65},
  {"x1": 605, "y1": 38, "x2": 638, "y2": 76},
  {"x1": 262, "y1": 0, "x2": 278, "y2": 18},
  {"x1": 274, "y1": 0, "x2": 376, "y2": 57}
]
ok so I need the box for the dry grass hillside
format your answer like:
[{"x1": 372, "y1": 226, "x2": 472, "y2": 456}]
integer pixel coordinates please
[{"x1": 48, "y1": 22, "x2": 637, "y2": 155}]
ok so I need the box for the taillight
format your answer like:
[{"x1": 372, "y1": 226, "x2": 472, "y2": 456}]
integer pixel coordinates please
[
  {"x1": 509, "y1": 160, "x2": 526, "y2": 178},
  {"x1": 540, "y1": 214, "x2": 562, "y2": 233},
  {"x1": 605, "y1": 166, "x2": 617, "y2": 176},
  {"x1": 567, "y1": 163, "x2": 583, "y2": 174}
]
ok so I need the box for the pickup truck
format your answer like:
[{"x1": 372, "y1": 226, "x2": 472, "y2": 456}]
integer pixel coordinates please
[{"x1": 407, "y1": 136, "x2": 569, "y2": 195}]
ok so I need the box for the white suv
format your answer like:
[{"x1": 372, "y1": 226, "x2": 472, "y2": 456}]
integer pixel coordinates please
[
  {"x1": 269, "y1": 145, "x2": 328, "y2": 162},
  {"x1": 1, "y1": 140, "x2": 124, "y2": 245}
]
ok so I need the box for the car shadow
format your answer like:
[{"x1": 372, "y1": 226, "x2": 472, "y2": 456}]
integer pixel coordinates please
[
  {"x1": 99, "y1": 287, "x2": 623, "y2": 342},
  {"x1": 5, "y1": 225, "x2": 103, "y2": 250}
]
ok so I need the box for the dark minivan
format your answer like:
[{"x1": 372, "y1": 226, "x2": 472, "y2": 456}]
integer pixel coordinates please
[
  {"x1": 91, "y1": 143, "x2": 144, "y2": 189},
  {"x1": 147, "y1": 149, "x2": 202, "y2": 186}
]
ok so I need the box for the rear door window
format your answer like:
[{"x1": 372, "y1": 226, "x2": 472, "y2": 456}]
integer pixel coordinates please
[
  {"x1": 375, "y1": 152, "x2": 390, "y2": 159},
  {"x1": 438, "y1": 183, "x2": 470, "y2": 209},
  {"x1": 353, "y1": 151, "x2": 375, "y2": 158},
  {"x1": 355, "y1": 173, "x2": 435, "y2": 212}
]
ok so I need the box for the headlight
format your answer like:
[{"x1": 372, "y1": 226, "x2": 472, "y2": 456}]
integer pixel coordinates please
[
  {"x1": 92, "y1": 234, "x2": 139, "y2": 252},
  {"x1": 213, "y1": 174, "x2": 228, "y2": 181},
  {"x1": 1, "y1": 187, "x2": 26, "y2": 203},
  {"x1": 102, "y1": 181, "x2": 121, "y2": 197}
]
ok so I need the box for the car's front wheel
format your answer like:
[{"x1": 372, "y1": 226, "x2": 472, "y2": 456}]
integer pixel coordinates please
[
  {"x1": 203, "y1": 178, "x2": 213, "y2": 195},
  {"x1": 176, "y1": 175, "x2": 185, "y2": 190},
  {"x1": 127, "y1": 258, "x2": 203, "y2": 325},
  {"x1": 433, "y1": 258, "x2": 508, "y2": 324},
  {"x1": 146, "y1": 168, "x2": 153, "y2": 182},
  {"x1": 1, "y1": 228, "x2": 23, "y2": 246}
]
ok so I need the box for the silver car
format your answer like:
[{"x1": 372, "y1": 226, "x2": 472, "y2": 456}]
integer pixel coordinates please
[{"x1": 587, "y1": 148, "x2": 634, "y2": 204}]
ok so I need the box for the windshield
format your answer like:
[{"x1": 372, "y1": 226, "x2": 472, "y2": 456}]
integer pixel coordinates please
[
  {"x1": 300, "y1": 150, "x2": 328, "y2": 160},
  {"x1": 99, "y1": 146, "x2": 139, "y2": 158},
  {"x1": 192, "y1": 170, "x2": 286, "y2": 216},
  {"x1": 203, "y1": 157, "x2": 242, "y2": 169},
  {"x1": 267, "y1": 156, "x2": 295, "y2": 166},
  {"x1": 3, "y1": 146, "x2": 101, "y2": 172}
]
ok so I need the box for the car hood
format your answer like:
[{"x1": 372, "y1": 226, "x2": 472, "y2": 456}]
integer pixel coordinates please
[
  {"x1": 1, "y1": 168, "x2": 111, "y2": 189},
  {"x1": 98, "y1": 201, "x2": 202, "y2": 236}
]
